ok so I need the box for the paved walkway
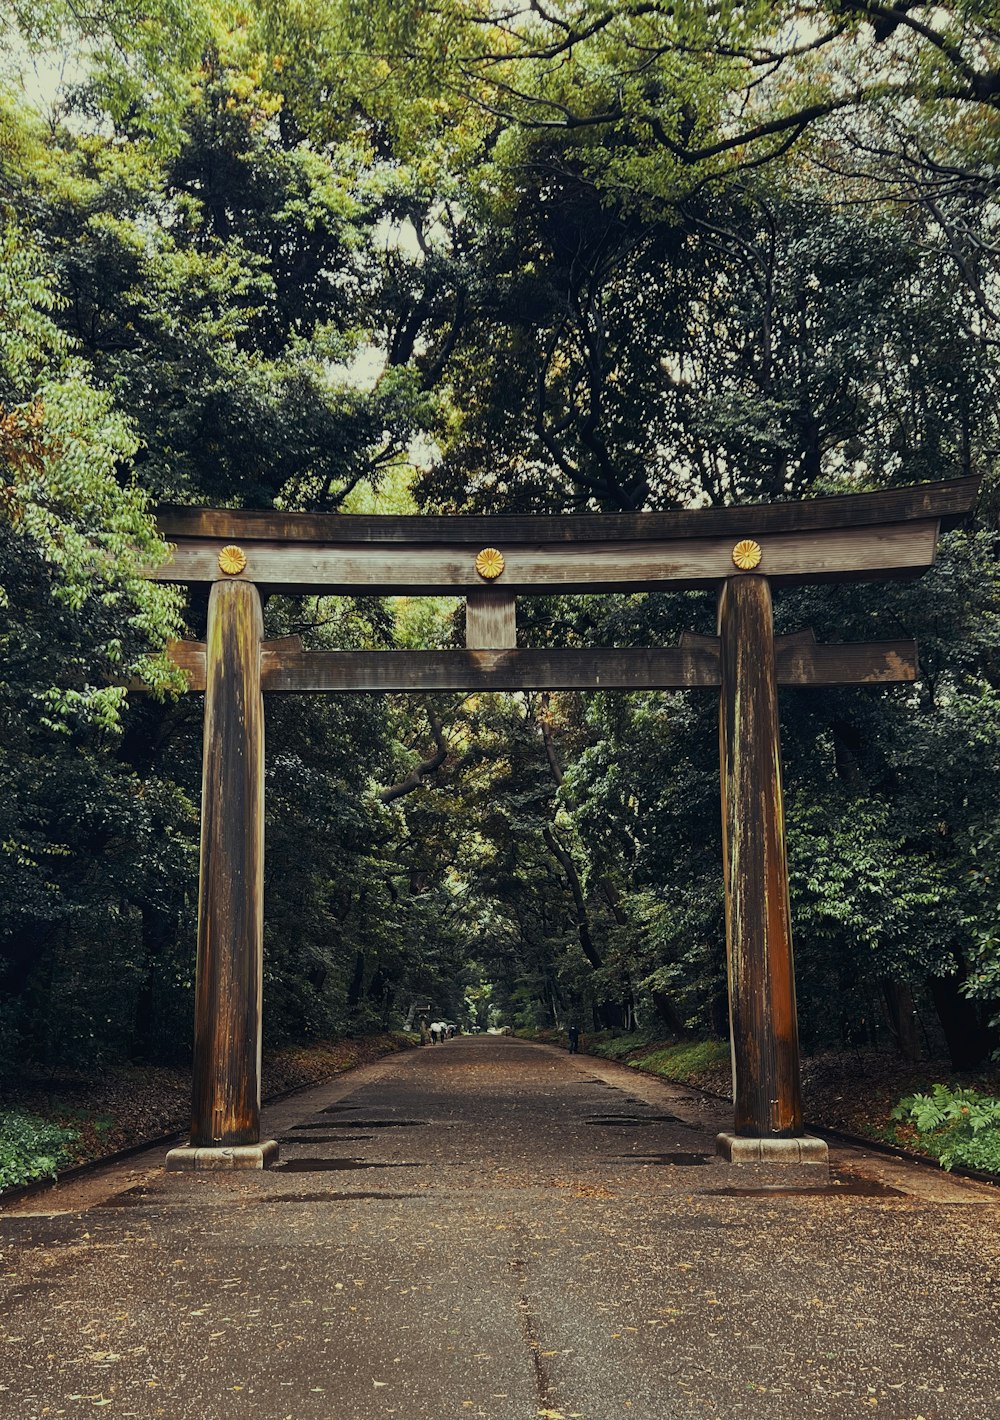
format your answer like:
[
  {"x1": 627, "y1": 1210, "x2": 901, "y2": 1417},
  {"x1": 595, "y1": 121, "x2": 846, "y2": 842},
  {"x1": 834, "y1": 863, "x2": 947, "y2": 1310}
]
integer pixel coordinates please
[{"x1": 1, "y1": 1036, "x2": 998, "y2": 1420}]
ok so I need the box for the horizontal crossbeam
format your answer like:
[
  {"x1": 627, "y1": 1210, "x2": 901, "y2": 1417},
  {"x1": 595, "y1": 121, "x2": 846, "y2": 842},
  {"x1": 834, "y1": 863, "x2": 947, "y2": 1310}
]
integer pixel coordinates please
[
  {"x1": 152, "y1": 522, "x2": 942, "y2": 593},
  {"x1": 163, "y1": 638, "x2": 918, "y2": 693}
]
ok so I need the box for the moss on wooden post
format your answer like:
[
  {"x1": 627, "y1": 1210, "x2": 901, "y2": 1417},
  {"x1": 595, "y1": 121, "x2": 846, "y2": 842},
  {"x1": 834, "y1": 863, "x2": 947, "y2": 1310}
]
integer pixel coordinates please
[
  {"x1": 190, "y1": 579, "x2": 265, "y2": 1147},
  {"x1": 718, "y1": 574, "x2": 804, "y2": 1138}
]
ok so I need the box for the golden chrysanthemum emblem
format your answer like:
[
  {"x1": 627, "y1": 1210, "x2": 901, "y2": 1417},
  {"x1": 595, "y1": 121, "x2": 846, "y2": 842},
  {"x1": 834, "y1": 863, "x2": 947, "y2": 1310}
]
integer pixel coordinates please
[
  {"x1": 731, "y1": 538, "x2": 762, "y2": 571},
  {"x1": 475, "y1": 547, "x2": 505, "y2": 580},
  {"x1": 218, "y1": 544, "x2": 248, "y2": 575}
]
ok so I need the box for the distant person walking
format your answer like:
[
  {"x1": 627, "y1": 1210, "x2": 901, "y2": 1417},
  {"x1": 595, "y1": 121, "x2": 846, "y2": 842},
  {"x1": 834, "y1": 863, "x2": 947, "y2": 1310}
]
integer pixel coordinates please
[{"x1": 567, "y1": 1023, "x2": 579, "y2": 1054}]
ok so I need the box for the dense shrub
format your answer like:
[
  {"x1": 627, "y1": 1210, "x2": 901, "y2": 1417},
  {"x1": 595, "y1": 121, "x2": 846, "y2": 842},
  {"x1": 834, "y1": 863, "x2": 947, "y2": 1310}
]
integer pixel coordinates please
[{"x1": 0, "y1": 1113, "x2": 79, "y2": 1191}]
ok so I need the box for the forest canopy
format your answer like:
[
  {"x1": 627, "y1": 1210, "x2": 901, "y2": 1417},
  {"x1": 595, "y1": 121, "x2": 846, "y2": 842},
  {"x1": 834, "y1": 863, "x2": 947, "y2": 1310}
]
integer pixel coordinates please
[{"x1": 0, "y1": 0, "x2": 998, "y2": 1070}]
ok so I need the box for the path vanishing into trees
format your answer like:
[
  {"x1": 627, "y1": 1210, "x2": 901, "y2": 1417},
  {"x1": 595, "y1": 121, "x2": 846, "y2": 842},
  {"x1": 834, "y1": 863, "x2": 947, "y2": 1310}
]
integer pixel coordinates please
[{"x1": 2, "y1": 1037, "x2": 999, "y2": 1419}]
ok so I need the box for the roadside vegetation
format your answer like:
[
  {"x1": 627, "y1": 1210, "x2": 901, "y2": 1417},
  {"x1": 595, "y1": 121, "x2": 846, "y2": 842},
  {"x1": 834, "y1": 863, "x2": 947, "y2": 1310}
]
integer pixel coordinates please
[
  {"x1": 0, "y1": 1113, "x2": 80, "y2": 1191},
  {"x1": 891, "y1": 1087, "x2": 1000, "y2": 1174},
  {"x1": 526, "y1": 1028, "x2": 1000, "y2": 1177},
  {"x1": 0, "y1": 1033, "x2": 416, "y2": 1195}
]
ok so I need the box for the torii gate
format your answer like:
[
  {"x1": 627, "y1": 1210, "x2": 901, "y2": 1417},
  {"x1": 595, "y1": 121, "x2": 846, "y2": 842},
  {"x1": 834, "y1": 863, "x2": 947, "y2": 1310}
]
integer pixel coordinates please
[{"x1": 150, "y1": 477, "x2": 979, "y2": 1171}]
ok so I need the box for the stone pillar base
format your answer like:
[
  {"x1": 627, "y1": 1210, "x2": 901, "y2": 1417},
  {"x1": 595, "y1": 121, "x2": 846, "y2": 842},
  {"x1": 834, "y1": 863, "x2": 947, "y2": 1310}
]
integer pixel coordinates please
[
  {"x1": 715, "y1": 1133, "x2": 830, "y2": 1189},
  {"x1": 716, "y1": 1132, "x2": 829, "y2": 1165},
  {"x1": 165, "y1": 1140, "x2": 279, "y2": 1171}
]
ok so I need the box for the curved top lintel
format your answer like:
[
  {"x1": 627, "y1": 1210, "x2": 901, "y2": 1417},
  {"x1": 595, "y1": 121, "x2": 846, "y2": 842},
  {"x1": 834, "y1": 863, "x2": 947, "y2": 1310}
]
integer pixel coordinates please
[{"x1": 156, "y1": 476, "x2": 980, "y2": 547}]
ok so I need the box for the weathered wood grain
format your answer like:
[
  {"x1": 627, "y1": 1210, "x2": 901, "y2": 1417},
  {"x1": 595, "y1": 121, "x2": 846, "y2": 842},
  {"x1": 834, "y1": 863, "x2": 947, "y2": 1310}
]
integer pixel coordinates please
[
  {"x1": 774, "y1": 638, "x2": 917, "y2": 685},
  {"x1": 190, "y1": 581, "x2": 265, "y2": 1149},
  {"x1": 466, "y1": 592, "x2": 517, "y2": 649},
  {"x1": 165, "y1": 637, "x2": 918, "y2": 691},
  {"x1": 166, "y1": 639, "x2": 206, "y2": 691},
  {"x1": 156, "y1": 475, "x2": 979, "y2": 544},
  {"x1": 718, "y1": 575, "x2": 804, "y2": 1138},
  {"x1": 260, "y1": 633, "x2": 303, "y2": 682},
  {"x1": 151, "y1": 520, "x2": 940, "y2": 593},
  {"x1": 259, "y1": 647, "x2": 723, "y2": 692}
]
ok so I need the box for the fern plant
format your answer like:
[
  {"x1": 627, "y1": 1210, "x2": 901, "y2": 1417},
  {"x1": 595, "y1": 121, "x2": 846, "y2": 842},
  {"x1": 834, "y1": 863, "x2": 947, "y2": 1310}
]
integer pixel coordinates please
[{"x1": 891, "y1": 1085, "x2": 1000, "y2": 1173}]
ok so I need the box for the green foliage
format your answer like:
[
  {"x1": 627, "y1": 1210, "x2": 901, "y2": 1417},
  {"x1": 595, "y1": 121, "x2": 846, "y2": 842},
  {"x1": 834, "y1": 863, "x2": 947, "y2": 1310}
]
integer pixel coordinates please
[
  {"x1": 0, "y1": 0, "x2": 998, "y2": 1090},
  {"x1": 346, "y1": 0, "x2": 1000, "y2": 232},
  {"x1": 892, "y1": 1085, "x2": 1000, "y2": 1174},
  {"x1": 0, "y1": 8, "x2": 470, "y2": 1070},
  {"x1": 586, "y1": 1033, "x2": 731, "y2": 1079},
  {"x1": 626, "y1": 1040, "x2": 731, "y2": 1083},
  {"x1": 587, "y1": 1032, "x2": 656, "y2": 1062},
  {"x1": 2, "y1": 0, "x2": 215, "y2": 149},
  {"x1": 0, "y1": 1111, "x2": 78, "y2": 1191},
  {"x1": 422, "y1": 183, "x2": 992, "y2": 513},
  {"x1": 0, "y1": 224, "x2": 184, "y2": 709}
]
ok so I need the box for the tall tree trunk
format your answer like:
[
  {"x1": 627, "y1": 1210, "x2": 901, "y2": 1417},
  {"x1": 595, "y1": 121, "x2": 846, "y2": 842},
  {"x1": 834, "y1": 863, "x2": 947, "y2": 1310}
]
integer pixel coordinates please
[
  {"x1": 650, "y1": 989, "x2": 687, "y2": 1036},
  {"x1": 346, "y1": 949, "x2": 366, "y2": 1012},
  {"x1": 542, "y1": 827, "x2": 631, "y2": 1032},
  {"x1": 539, "y1": 698, "x2": 684, "y2": 1032},
  {"x1": 131, "y1": 903, "x2": 175, "y2": 1062},
  {"x1": 928, "y1": 966, "x2": 996, "y2": 1069},
  {"x1": 880, "y1": 978, "x2": 920, "y2": 1062},
  {"x1": 542, "y1": 826, "x2": 602, "y2": 970}
]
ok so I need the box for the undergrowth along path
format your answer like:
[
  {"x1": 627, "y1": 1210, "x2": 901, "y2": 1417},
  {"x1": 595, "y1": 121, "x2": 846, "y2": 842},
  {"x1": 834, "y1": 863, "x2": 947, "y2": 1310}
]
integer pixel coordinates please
[{"x1": 0, "y1": 1033, "x2": 418, "y2": 1200}]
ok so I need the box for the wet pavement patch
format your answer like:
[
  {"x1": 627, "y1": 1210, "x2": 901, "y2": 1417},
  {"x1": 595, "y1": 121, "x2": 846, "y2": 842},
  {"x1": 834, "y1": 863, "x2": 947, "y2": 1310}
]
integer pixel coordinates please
[
  {"x1": 705, "y1": 1171, "x2": 905, "y2": 1199},
  {"x1": 274, "y1": 1157, "x2": 375, "y2": 1172},
  {"x1": 278, "y1": 1133, "x2": 373, "y2": 1145},
  {"x1": 306, "y1": 1119, "x2": 425, "y2": 1129},
  {"x1": 585, "y1": 1113, "x2": 656, "y2": 1124},
  {"x1": 100, "y1": 1184, "x2": 422, "y2": 1207},
  {"x1": 98, "y1": 1188, "x2": 160, "y2": 1208},
  {"x1": 273, "y1": 1159, "x2": 422, "y2": 1173},
  {"x1": 265, "y1": 1191, "x2": 418, "y2": 1204},
  {"x1": 629, "y1": 1152, "x2": 712, "y2": 1166},
  {"x1": 290, "y1": 1124, "x2": 375, "y2": 1136},
  {"x1": 586, "y1": 1113, "x2": 679, "y2": 1126},
  {"x1": 825, "y1": 1170, "x2": 908, "y2": 1198}
]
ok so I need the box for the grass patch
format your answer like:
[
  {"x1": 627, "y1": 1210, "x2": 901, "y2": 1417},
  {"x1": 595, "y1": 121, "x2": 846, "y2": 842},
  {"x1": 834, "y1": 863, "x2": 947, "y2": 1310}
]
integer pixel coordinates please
[
  {"x1": 585, "y1": 1033, "x2": 729, "y2": 1080},
  {"x1": 627, "y1": 1039, "x2": 731, "y2": 1082},
  {"x1": 0, "y1": 1112, "x2": 80, "y2": 1191},
  {"x1": 587, "y1": 1033, "x2": 649, "y2": 1061}
]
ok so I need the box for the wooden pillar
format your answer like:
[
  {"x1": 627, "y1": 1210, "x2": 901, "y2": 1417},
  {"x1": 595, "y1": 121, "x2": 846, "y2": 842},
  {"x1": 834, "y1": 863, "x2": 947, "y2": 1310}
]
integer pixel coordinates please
[
  {"x1": 190, "y1": 579, "x2": 265, "y2": 1147},
  {"x1": 718, "y1": 574, "x2": 804, "y2": 1137}
]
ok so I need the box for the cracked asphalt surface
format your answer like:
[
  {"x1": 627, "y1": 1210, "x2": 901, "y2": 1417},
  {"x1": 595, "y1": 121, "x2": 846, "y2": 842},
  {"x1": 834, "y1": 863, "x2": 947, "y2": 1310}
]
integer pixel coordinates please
[{"x1": 1, "y1": 1035, "x2": 998, "y2": 1420}]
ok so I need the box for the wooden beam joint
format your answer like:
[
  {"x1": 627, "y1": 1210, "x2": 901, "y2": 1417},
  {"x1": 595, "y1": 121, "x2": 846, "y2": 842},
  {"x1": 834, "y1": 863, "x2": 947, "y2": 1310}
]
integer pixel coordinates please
[{"x1": 466, "y1": 591, "x2": 517, "y2": 649}]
